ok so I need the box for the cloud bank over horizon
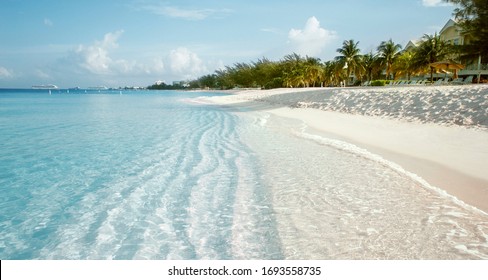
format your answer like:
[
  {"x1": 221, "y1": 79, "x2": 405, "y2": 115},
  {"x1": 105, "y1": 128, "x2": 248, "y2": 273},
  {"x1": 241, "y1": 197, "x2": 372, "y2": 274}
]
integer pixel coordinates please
[{"x1": 8, "y1": 31, "x2": 214, "y2": 87}]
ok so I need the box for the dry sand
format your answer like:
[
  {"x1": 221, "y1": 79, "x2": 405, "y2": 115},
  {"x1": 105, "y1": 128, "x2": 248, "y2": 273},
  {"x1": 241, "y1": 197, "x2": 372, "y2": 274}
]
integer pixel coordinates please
[{"x1": 200, "y1": 86, "x2": 488, "y2": 213}]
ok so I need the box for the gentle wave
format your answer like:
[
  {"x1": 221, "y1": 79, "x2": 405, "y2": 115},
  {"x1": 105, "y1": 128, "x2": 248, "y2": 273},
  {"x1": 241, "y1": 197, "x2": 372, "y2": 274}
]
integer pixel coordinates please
[
  {"x1": 294, "y1": 124, "x2": 488, "y2": 217},
  {"x1": 239, "y1": 111, "x2": 488, "y2": 259}
]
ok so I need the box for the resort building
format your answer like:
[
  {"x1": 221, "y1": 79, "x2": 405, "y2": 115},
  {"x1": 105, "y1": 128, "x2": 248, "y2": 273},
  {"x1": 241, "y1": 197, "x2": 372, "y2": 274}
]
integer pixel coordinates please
[
  {"x1": 400, "y1": 19, "x2": 487, "y2": 82},
  {"x1": 439, "y1": 19, "x2": 466, "y2": 46},
  {"x1": 438, "y1": 19, "x2": 487, "y2": 81}
]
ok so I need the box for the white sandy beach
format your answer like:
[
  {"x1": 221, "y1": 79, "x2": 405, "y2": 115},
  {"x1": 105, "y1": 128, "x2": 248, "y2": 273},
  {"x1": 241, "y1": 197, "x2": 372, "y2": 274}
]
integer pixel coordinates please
[{"x1": 200, "y1": 85, "x2": 488, "y2": 214}]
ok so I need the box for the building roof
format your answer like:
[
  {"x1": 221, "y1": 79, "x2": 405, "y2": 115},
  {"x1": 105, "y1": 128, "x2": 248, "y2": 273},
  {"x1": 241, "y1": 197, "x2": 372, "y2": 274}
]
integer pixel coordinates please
[
  {"x1": 440, "y1": 19, "x2": 458, "y2": 35},
  {"x1": 404, "y1": 40, "x2": 419, "y2": 51}
]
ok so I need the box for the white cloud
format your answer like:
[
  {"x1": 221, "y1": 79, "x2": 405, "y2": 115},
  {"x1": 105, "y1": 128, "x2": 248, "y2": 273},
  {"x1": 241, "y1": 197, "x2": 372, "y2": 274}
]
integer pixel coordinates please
[
  {"x1": 169, "y1": 47, "x2": 207, "y2": 79},
  {"x1": 422, "y1": 0, "x2": 451, "y2": 7},
  {"x1": 0, "y1": 66, "x2": 13, "y2": 79},
  {"x1": 147, "y1": 57, "x2": 165, "y2": 74},
  {"x1": 75, "y1": 30, "x2": 127, "y2": 74},
  {"x1": 288, "y1": 16, "x2": 337, "y2": 57},
  {"x1": 142, "y1": 5, "x2": 231, "y2": 21},
  {"x1": 58, "y1": 32, "x2": 213, "y2": 86}
]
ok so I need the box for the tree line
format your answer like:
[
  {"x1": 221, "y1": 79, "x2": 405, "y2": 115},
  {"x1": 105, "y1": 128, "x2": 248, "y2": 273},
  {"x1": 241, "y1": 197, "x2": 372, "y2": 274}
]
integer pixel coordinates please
[
  {"x1": 149, "y1": 0, "x2": 486, "y2": 90},
  {"x1": 191, "y1": 33, "x2": 455, "y2": 89}
]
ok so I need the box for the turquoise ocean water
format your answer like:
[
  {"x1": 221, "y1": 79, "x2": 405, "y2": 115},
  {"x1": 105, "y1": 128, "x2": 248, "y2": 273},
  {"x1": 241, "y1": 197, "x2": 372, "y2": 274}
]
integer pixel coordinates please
[
  {"x1": 0, "y1": 89, "x2": 280, "y2": 259},
  {"x1": 1, "y1": 89, "x2": 487, "y2": 259}
]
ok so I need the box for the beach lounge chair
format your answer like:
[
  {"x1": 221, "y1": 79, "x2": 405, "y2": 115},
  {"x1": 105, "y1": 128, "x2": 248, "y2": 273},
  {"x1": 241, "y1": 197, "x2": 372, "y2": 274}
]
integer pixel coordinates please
[
  {"x1": 452, "y1": 76, "x2": 473, "y2": 85},
  {"x1": 462, "y1": 76, "x2": 473, "y2": 84},
  {"x1": 433, "y1": 78, "x2": 448, "y2": 85},
  {"x1": 451, "y1": 78, "x2": 463, "y2": 84}
]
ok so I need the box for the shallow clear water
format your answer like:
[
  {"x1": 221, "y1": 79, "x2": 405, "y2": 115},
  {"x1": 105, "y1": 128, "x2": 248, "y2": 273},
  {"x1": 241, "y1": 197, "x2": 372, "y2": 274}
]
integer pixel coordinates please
[
  {"x1": 239, "y1": 112, "x2": 488, "y2": 259},
  {"x1": 0, "y1": 90, "x2": 280, "y2": 259},
  {"x1": 1, "y1": 90, "x2": 487, "y2": 259}
]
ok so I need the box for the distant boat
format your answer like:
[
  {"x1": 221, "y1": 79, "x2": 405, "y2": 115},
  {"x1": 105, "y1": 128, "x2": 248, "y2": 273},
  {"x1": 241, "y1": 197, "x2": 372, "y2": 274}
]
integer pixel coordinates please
[{"x1": 32, "y1": 84, "x2": 58, "y2": 89}]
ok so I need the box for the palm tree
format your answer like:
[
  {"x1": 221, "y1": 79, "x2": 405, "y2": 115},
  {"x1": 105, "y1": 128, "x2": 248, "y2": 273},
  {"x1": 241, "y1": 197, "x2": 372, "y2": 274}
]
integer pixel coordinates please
[
  {"x1": 377, "y1": 39, "x2": 402, "y2": 80},
  {"x1": 335, "y1": 39, "x2": 363, "y2": 85},
  {"x1": 322, "y1": 60, "x2": 347, "y2": 87},
  {"x1": 413, "y1": 33, "x2": 451, "y2": 82},
  {"x1": 393, "y1": 51, "x2": 417, "y2": 80},
  {"x1": 361, "y1": 52, "x2": 383, "y2": 82},
  {"x1": 304, "y1": 56, "x2": 324, "y2": 87},
  {"x1": 322, "y1": 61, "x2": 335, "y2": 86},
  {"x1": 281, "y1": 53, "x2": 306, "y2": 87}
]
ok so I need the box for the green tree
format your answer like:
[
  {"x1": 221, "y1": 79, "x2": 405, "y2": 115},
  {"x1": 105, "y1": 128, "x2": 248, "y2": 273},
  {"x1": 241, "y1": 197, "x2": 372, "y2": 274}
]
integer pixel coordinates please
[
  {"x1": 281, "y1": 53, "x2": 306, "y2": 88},
  {"x1": 444, "y1": 0, "x2": 488, "y2": 61},
  {"x1": 335, "y1": 39, "x2": 363, "y2": 85},
  {"x1": 413, "y1": 33, "x2": 451, "y2": 82},
  {"x1": 214, "y1": 69, "x2": 233, "y2": 89},
  {"x1": 377, "y1": 39, "x2": 402, "y2": 80},
  {"x1": 253, "y1": 58, "x2": 280, "y2": 89},
  {"x1": 322, "y1": 60, "x2": 347, "y2": 86},
  {"x1": 322, "y1": 61, "x2": 335, "y2": 86},
  {"x1": 361, "y1": 52, "x2": 383, "y2": 82},
  {"x1": 393, "y1": 51, "x2": 417, "y2": 80},
  {"x1": 197, "y1": 74, "x2": 218, "y2": 88},
  {"x1": 303, "y1": 57, "x2": 324, "y2": 87}
]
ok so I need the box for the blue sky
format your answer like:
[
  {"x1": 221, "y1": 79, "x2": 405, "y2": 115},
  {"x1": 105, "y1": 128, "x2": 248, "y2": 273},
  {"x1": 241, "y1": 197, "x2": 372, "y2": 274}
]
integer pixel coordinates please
[{"x1": 0, "y1": 0, "x2": 455, "y2": 88}]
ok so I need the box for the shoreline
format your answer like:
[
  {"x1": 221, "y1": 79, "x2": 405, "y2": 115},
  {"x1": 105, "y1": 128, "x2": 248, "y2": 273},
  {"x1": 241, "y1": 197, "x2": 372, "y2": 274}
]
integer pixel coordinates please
[{"x1": 201, "y1": 87, "x2": 488, "y2": 214}]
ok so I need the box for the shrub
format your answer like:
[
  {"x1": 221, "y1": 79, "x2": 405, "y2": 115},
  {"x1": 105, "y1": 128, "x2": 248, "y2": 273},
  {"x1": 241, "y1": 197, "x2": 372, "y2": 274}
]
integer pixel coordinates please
[{"x1": 370, "y1": 80, "x2": 386, "y2": 86}]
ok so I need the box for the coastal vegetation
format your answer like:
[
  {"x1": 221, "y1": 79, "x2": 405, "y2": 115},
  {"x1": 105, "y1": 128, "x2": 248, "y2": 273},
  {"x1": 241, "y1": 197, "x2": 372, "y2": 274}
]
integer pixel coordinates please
[
  {"x1": 181, "y1": 32, "x2": 453, "y2": 90},
  {"x1": 377, "y1": 39, "x2": 403, "y2": 80},
  {"x1": 446, "y1": 0, "x2": 488, "y2": 61},
  {"x1": 411, "y1": 33, "x2": 450, "y2": 82},
  {"x1": 147, "y1": 0, "x2": 485, "y2": 90}
]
